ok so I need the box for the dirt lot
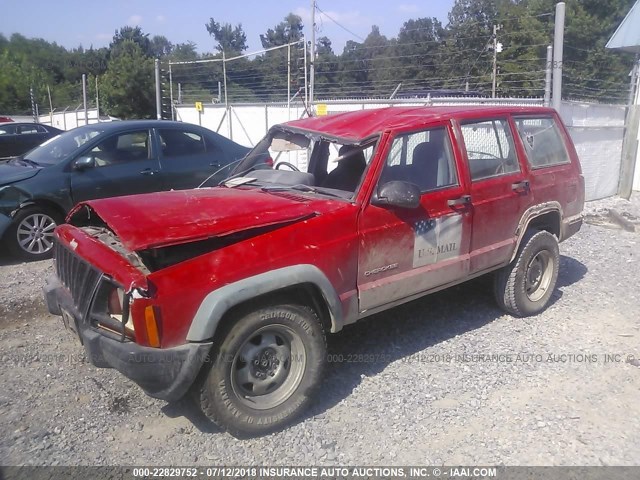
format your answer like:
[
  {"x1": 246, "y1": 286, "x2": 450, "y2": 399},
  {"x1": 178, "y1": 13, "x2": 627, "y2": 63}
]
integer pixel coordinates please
[{"x1": 0, "y1": 195, "x2": 639, "y2": 466}]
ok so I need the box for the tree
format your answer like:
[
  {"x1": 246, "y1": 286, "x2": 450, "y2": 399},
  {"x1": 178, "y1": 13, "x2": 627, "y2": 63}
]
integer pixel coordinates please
[
  {"x1": 260, "y1": 13, "x2": 304, "y2": 49},
  {"x1": 101, "y1": 41, "x2": 155, "y2": 118},
  {"x1": 170, "y1": 41, "x2": 198, "y2": 62},
  {"x1": 395, "y1": 18, "x2": 446, "y2": 89},
  {"x1": 314, "y1": 37, "x2": 339, "y2": 97},
  {"x1": 205, "y1": 18, "x2": 247, "y2": 54},
  {"x1": 150, "y1": 35, "x2": 173, "y2": 57},
  {"x1": 524, "y1": 0, "x2": 636, "y2": 101},
  {"x1": 110, "y1": 26, "x2": 152, "y2": 57}
]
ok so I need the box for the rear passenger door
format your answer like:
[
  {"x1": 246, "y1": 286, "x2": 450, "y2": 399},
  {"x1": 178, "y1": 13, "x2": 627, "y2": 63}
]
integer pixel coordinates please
[
  {"x1": 357, "y1": 123, "x2": 473, "y2": 312},
  {"x1": 157, "y1": 128, "x2": 225, "y2": 190},
  {"x1": 512, "y1": 114, "x2": 582, "y2": 215},
  {"x1": 458, "y1": 117, "x2": 533, "y2": 273}
]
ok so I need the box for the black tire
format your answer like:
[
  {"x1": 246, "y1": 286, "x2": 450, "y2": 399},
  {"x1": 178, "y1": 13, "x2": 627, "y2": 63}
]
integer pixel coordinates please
[
  {"x1": 5, "y1": 206, "x2": 63, "y2": 261},
  {"x1": 193, "y1": 304, "x2": 326, "y2": 437},
  {"x1": 494, "y1": 229, "x2": 560, "y2": 317}
]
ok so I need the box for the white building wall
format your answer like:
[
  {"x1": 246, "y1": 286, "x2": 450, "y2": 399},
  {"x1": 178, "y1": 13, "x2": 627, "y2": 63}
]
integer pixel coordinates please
[
  {"x1": 559, "y1": 101, "x2": 627, "y2": 200},
  {"x1": 633, "y1": 74, "x2": 640, "y2": 191},
  {"x1": 38, "y1": 108, "x2": 102, "y2": 130}
]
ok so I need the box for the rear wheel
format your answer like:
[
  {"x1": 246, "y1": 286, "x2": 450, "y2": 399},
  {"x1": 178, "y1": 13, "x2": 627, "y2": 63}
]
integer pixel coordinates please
[
  {"x1": 494, "y1": 229, "x2": 560, "y2": 316},
  {"x1": 6, "y1": 206, "x2": 62, "y2": 261},
  {"x1": 194, "y1": 304, "x2": 326, "y2": 437}
]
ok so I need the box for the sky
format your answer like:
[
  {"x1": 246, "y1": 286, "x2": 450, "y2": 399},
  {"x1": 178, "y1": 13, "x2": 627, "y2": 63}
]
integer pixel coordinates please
[{"x1": 0, "y1": 0, "x2": 456, "y2": 55}]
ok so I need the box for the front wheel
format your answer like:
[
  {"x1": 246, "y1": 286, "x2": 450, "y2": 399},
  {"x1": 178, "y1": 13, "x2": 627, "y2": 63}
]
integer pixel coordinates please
[
  {"x1": 5, "y1": 206, "x2": 62, "y2": 261},
  {"x1": 194, "y1": 304, "x2": 326, "y2": 437},
  {"x1": 494, "y1": 230, "x2": 560, "y2": 317}
]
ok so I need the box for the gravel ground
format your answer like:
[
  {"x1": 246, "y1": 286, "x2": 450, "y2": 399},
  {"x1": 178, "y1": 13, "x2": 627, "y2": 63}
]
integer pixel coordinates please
[{"x1": 0, "y1": 195, "x2": 639, "y2": 466}]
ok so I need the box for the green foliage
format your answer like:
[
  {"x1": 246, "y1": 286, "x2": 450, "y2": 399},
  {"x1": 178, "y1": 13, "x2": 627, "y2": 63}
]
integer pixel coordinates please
[
  {"x1": 110, "y1": 26, "x2": 152, "y2": 57},
  {"x1": 205, "y1": 19, "x2": 248, "y2": 54},
  {"x1": 260, "y1": 14, "x2": 304, "y2": 49},
  {"x1": 150, "y1": 35, "x2": 173, "y2": 58},
  {"x1": 100, "y1": 41, "x2": 155, "y2": 119}
]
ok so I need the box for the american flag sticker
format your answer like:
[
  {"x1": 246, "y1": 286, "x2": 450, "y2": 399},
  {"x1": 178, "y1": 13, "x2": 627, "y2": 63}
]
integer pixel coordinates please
[{"x1": 413, "y1": 214, "x2": 462, "y2": 268}]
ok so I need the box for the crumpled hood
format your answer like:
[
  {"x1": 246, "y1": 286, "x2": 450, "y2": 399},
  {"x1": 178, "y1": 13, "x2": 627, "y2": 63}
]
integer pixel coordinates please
[
  {"x1": 68, "y1": 187, "x2": 319, "y2": 251},
  {"x1": 0, "y1": 160, "x2": 40, "y2": 185}
]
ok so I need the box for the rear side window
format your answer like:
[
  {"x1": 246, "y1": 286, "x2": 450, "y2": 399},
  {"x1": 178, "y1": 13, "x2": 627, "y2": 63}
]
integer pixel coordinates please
[
  {"x1": 18, "y1": 125, "x2": 43, "y2": 134},
  {"x1": 514, "y1": 116, "x2": 571, "y2": 168},
  {"x1": 159, "y1": 129, "x2": 206, "y2": 158},
  {"x1": 460, "y1": 119, "x2": 520, "y2": 181}
]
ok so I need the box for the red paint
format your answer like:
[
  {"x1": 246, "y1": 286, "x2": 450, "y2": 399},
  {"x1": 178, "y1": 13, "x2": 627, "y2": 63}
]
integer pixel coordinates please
[
  {"x1": 54, "y1": 106, "x2": 584, "y2": 349},
  {"x1": 288, "y1": 106, "x2": 560, "y2": 141},
  {"x1": 67, "y1": 187, "x2": 320, "y2": 251}
]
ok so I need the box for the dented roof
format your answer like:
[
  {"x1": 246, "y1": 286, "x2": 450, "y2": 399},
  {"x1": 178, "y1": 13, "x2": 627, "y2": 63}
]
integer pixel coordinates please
[{"x1": 285, "y1": 105, "x2": 557, "y2": 140}]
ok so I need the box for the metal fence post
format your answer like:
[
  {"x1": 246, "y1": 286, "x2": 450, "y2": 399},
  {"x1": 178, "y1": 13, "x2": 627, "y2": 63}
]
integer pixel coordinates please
[
  {"x1": 30, "y1": 87, "x2": 36, "y2": 123},
  {"x1": 82, "y1": 74, "x2": 88, "y2": 125},
  {"x1": 155, "y1": 58, "x2": 162, "y2": 120},
  {"x1": 169, "y1": 63, "x2": 174, "y2": 121}
]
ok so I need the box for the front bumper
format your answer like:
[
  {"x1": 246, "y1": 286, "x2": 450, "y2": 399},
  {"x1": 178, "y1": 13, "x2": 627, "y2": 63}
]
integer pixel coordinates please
[{"x1": 44, "y1": 275, "x2": 212, "y2": 402}]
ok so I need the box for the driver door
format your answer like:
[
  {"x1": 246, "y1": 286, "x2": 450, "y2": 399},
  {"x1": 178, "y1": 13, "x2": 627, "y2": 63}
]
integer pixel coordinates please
[
  {"x1": 357, "y1": 123, "x2": 473, "y2": 312},
  {"x1": 70, "y1": 129, "x2": 162, "y2": 204}
]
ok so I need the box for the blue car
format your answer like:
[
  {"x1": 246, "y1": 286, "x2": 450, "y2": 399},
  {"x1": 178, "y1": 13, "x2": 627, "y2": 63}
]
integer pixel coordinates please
[{"x1": 0, "y1": 120, "x2": 249, "y2": 260}]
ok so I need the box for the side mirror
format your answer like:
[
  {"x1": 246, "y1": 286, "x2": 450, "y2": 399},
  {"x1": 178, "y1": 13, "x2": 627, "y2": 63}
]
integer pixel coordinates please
[
  {"x1": 73, "y1": 155, "x2": 94, "y2": 171},
  {"x1": 372, "y1": 181, "x2": 421, "y2": 209}
]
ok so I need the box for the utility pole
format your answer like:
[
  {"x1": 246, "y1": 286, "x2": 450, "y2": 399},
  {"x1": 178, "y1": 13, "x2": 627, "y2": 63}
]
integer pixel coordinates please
[
  {"x1": 491, "y1": 24, "x2": 502, "y2": 99},
  {"x1": 552, "y1": 2, "x2": 566, "y2": 111},
  {"x1": 310, "y1": 0, "x2": 316, "y2": 107}
]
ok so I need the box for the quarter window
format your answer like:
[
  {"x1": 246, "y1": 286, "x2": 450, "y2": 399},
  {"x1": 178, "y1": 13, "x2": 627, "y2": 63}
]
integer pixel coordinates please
[
  {"x1": 514, "y1": 116, "x2": 571, "y2": 168},
  {"x1": 460, "y1": 119, "x2": 519, "y2": 181},
  {"x1": 379, "y1": 126, "x2": 458, "y2": 193}
]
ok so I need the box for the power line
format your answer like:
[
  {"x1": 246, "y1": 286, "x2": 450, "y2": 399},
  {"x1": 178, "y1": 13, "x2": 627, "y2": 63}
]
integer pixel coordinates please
[{"x1": 315, "y1": 3, "x2": 366, "y2": 42}]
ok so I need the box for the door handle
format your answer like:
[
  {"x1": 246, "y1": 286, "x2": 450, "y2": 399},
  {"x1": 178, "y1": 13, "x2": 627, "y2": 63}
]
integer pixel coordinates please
[
  {"x1": 447, "y1": 195, "x2": 471, "y2": 207},
  {"x1": 511, "y1": 180, "x2": 530, "y2": 192},
  {"x1": 140, "y1": 168, "x2": 159, "y2": 176}
]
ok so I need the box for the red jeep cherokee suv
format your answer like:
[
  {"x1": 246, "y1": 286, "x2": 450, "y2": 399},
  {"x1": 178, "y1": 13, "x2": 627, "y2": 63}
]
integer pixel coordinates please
[{"x1": 44, "y1": 106, "x2": 584, "y2": 436}]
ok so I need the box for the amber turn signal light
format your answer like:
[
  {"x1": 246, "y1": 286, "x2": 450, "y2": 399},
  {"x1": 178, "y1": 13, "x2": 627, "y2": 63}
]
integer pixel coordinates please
[{"x1": 144, "y1": 306, "x2": 161, "y2": 348}]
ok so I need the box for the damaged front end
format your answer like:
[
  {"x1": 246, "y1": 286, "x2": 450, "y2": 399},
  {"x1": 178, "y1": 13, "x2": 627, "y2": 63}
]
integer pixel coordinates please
[
  {"x1": 44, "y1": 188, "x2": 319, "y2": 401},
  {"x1": 43, "y1": 224, "x2": 213, "y2": 402}
]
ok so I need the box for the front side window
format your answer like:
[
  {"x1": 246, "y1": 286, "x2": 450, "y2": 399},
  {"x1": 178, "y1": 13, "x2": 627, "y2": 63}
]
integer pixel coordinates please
[
  {"x1": 514, "y1": 116, "x2": 571, "y2": 168},
  {"x1": 378, "y1": 126, "x2": 458, "y2": 193},
  {"x1": 225, "y1": 129, "x2": 377, "y2": 199},
  {"x1": 88, "y1": 130, "x2": 150, "y2": 167},
  {"x1": 159, "y1": 129, "x2": 207, "y2": 158},
  {"x1": 460, "y1": 119, "x2": 519, "y2": 181}
]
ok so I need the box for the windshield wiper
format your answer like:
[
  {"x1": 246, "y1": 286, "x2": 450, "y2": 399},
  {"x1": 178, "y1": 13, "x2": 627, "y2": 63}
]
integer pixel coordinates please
[{"x1": 261, "y1": 184, "x2": 345, "y2": 199}]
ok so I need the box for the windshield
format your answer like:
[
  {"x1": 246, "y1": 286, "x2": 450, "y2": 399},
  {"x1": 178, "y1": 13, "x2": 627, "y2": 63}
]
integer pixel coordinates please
[
  {"x1": 228, "y1": 128, "x2": 377, "y2": 200},
  {"x1": 24, "y1": 127, "x2": 104, "y2": 165}
]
